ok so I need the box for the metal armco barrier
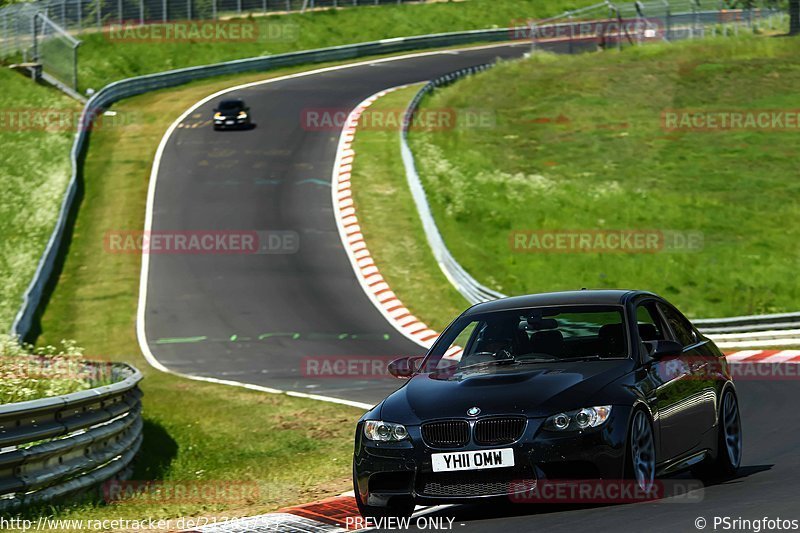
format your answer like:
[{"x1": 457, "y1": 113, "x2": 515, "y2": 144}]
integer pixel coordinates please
[
  {"x1": 8, "y1": 2, "x2": 792, "y2": 342},
  {"x1": 398, "y1": 8, "x2": 799, "y2": 345},
  {"x1": 10, "y1": 27, "x2": 512, "y2": 341},
  {"x1": 0, "y1": 363, "x2": 143, "y2": 511}
]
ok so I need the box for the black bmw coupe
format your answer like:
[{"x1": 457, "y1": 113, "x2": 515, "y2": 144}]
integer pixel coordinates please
[{"x1": 353, "y1": 290, "x2": 742, "y2": 518}]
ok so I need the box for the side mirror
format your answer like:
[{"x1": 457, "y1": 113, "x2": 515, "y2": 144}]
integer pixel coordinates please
[
  {"x1": 387, "y1": 356, "x2": 423, "y2": 379},
  {"x1": 644, "y1": 340, "x2": 683, "y2": 360}
]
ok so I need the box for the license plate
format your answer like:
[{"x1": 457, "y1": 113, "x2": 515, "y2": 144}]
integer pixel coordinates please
[
  {"x1": 431, "y1": 448, "x2": 514, "y2": 472},
  {"x1": 226, "y1": 120, "x2": 234, "y2": 125}
]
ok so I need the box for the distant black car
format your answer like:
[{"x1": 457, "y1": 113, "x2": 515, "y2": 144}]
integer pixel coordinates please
[
  {"x1": 213, "y1": 99, "x2": 251, "y2": 130},
  {"x1": 353, "y1": 290, "x2": 742, "y2": 518}
]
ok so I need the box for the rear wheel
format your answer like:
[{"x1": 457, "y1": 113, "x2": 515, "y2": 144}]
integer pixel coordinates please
[
  {"x1": 628, "y1": 409, "x2": 656, "y2": 493},
  {"x1": 694, "y1": 389, "x2": 742, "y2": 479},
  {"x1": 353, "y1": 464, "x2": 415, "y2": 519}
]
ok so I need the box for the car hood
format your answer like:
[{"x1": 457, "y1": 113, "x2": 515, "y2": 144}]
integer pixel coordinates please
[{"x1": 378, "y1": 359, "x2": 632, "y2": 423}]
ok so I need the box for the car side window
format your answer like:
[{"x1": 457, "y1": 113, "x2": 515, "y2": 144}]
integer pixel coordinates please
[
  {"x1": 657, "y1": 304, "x2": 698, "y2": 347},
  {"x1": 635, "y1": 303, "x2": 666, "y2": 342}
]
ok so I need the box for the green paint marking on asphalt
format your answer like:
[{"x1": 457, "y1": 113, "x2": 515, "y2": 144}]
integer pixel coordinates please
[
  {"x1": 258, "y1": 332, "x2": 302, "y2": 340},
  {"x1": 155, "y1": 332, "x2": 392, "y2": 344},
  {"x1": 154, "y1": 336, "x2": 208, "y2": 344},
  {"x1": 296, "y1": 178, "x2": 331, "y2": 187}
]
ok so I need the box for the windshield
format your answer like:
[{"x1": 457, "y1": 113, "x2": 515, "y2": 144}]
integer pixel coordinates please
[
  {"x1": 423, "y1": 305, "x2": 628, "y2": 372},
  {"x1": 218, "y1": 100, "x2": 244, "y2": 110}
]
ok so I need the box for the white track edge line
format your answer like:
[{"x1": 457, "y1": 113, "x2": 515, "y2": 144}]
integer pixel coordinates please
[
  {"x1": 330, "y1": 85, "x2": 438, "y2": 351},
  {"x1": 136, "y1": 42, "x2": 521, "y2": 411}
]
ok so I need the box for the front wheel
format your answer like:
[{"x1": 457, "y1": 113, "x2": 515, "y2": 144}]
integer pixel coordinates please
[
  {"x1": 353, "y1": 464, "x2": 415, "y2": 519},
  {"x1": 627, "y1": 409, "x2": 656, "y2": 493}
]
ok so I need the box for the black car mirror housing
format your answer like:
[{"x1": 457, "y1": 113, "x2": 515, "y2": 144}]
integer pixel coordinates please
[
  {"x1": 387, "y1": 356, "x2": 423, "y2": 379},
  {"x1": 644, "y1": 339, "x2": 683, "y2": 359}
]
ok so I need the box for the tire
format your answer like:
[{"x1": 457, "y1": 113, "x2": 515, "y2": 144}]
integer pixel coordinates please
[
  {"x1": 353, "y1": 464, "x2": 415, "y2": 519},
  {"x1": 626, "y1": 409, "x2": 656, "y2": 494},
  {"x1": 694, "y1": 389, "x2": 742, "y2": 479}
]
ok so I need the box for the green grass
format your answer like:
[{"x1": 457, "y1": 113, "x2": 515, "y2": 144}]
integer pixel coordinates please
[
  {"x1": 25, "y1": 65, "x2": 379, "y2": 528},
  {"x1": 0, "y1": 336, "x2": 109, "y2": 403},
  {"x1": 349, "y1": 85, "x2": 468, "y2": 331},
  {"x1": 76, "y1": 0, "x2": 595, "y2": 90},
  {"x1": 407, "y1": 35, "x2": 800, "y2": 319},
  {"x1": 0, "y1": 70, "x2": 81, "y2": 332}
]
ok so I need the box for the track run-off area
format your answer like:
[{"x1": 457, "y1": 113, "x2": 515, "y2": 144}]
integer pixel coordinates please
[{"x1": 137, "y1": 42, "x2": 800, "y2": 532}]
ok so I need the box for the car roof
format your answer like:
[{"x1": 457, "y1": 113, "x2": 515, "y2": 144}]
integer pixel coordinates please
[
  {"x1": 463, "y1": 289, "x2": 657, "y2": 316},
  {"x1": 219, "y1": 99, "x2": 244, "y2": 105}
]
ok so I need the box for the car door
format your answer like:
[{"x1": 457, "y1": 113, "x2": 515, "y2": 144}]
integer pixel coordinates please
[
  {"x1": 634, "y1": 300, "x2": 701, "y2": 461},
  {"x1": 656, "y1": 302, "x2": 718, "y2": 443}
]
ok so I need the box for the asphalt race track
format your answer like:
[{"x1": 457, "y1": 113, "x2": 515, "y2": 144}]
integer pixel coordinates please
[
  {"x1": 392, "y1": 378, "x2": 800, "y2": 532},
  {"x1": 142, "y1": 41, "x2": 800, "y2": 531},
  {"x1": 141, "y1": 42, "x2": 531, "y2": 405}
]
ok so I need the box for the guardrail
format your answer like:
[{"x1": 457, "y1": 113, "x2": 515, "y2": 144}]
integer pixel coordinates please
[
  {"x1": 10, "y1": 27, "x2": 519, "y2": 341},
  {"x1": 400, "y1": 63, "x2": 505, "y2": 305},
  {"x1": 399, "y1": 10, "x2": 799, "y2": 347},
  {"x1": 0, "y1": 363, "x2": 142, "y2": 511},
  {"x1": 9, "y1": 1, "x2": 792, "y2": 343}
]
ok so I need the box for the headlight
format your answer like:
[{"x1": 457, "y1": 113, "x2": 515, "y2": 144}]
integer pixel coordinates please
[
  {"x1": 214, "y1": 112, "x2": 223, "y2": 119},
  {"x1": 545, "y1": 406, "x2": 612, "y2": 431},
  {"x1": 237, "y1": 111, "x2": 248, "y2": 119},
  {"x1": 364, "y1": 420, "x2": 409, "y2": 442}
]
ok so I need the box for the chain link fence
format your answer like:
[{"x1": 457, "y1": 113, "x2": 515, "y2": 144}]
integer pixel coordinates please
[{"x1": 1, "y1": 0, "x2": 430, "y2": 58}]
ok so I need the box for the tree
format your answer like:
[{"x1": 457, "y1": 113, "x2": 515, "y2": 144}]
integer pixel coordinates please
[{"x1": 791, "y1": 0, "x2": 800, "y2": 35}]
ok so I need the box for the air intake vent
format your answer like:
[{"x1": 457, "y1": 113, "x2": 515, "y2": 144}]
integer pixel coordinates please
[
  {"x1": 474, "y1": 417, "x2": 526, "y2": 445},
  {"x1": 421, "y1": 420, "x2": 470, "y2": 448}
]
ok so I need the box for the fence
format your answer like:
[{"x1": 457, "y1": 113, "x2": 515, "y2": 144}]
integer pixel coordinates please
[
  {"x1": 0, "y1": 0, "x2": 432, "y2": 58},
  {"x1": 0, "y1": 363, "x2": 142, "y2": 510},
  {"x1": 398, "y1": 2, "x2": 796, "y2": 346},
  {"x1": 7, "y1": 0, "x2": 793, "y2": 343}
]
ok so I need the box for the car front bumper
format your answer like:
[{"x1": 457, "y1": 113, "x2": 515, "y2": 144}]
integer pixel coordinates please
[
  {"x1": 213, "y1": 117, "x2": 250, "y2": 128},
  {"x1": 353, "y1": 407, "x2": 631, "y2": 507}
]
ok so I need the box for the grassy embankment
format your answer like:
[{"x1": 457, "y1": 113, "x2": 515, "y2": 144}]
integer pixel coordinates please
[{"x1": 348, "y1": 35, "x2": 800, "y2": 321}]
